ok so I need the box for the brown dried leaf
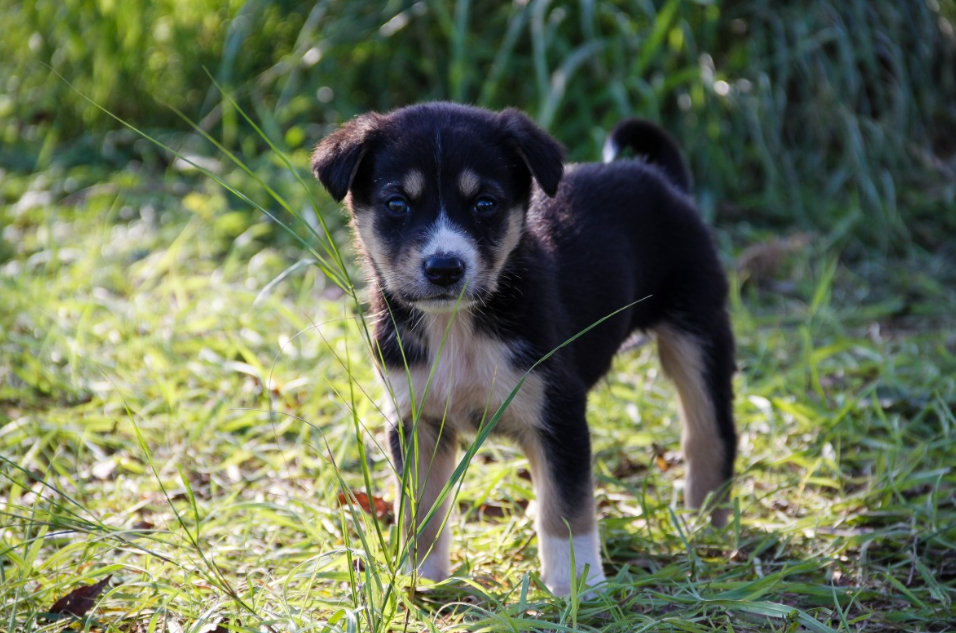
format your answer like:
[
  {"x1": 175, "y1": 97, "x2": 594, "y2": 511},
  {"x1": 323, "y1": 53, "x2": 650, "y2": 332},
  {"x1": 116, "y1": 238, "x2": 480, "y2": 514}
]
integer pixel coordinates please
[
  {"x1": 463, "y1": 499, "x2": 530, "y2": 521},
  {"x1": 337, "y1": 491, "x2": 390, "y2": 519},
  {"x1": 477, "y1": 503, "x2": 507, "y2": 519},
  {"x1": 652, "y1": 444, "x2": 675, "y2": 472},
  {"x1": 49, "y1": 574, "x2": 112, "y2": 618},
  {"x1": 736, "y1": 232, "x2": 811, "y2": 284}
]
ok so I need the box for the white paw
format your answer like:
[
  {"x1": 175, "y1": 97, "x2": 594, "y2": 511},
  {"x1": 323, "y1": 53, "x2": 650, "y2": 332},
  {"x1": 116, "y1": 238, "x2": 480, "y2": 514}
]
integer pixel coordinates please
[
  {"x1": 546, "y1": 566, "x2": 606, "y2": 599},
  {"x1": 416, "y1": 552, "x2": 451, "y2": 583},
  {"x1": 539, "y1": 531, "x2": 606, "y2": 598}
]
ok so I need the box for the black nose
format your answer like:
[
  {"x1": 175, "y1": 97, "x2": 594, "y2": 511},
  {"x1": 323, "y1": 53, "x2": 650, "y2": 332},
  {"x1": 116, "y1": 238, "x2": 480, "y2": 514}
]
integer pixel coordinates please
[{"x1": 423, "y1": 256, "x2": 465, "y2": 287}]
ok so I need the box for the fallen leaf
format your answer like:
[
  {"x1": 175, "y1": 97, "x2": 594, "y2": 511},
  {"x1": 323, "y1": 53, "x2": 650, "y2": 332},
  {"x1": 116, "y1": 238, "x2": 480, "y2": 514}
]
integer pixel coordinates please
[
  {"x1": 651, "y1": 444, "x2": 678, "y2": 472},
  {"x1": 49, "y1": 574, "x2": 112, "y2": 618},
  {"x1": 736, "y1": 232, "x2": 811, "y2": 285},
  {"x1": 476, "y1": 503, "x2": 507, "y2": 519},
  {"x1": 337, "y1": 491, "x2": 390, "y2": 520}
]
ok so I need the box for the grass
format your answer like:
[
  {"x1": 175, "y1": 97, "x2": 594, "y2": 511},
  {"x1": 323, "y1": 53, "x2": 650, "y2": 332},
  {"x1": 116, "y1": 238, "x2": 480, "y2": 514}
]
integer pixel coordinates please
[
  {"x1": 2, "y1": 1, "x2": 955, "y2": 630},
  {"x1": 1, "y1": 134, "x2": 955, "y2": 631}
]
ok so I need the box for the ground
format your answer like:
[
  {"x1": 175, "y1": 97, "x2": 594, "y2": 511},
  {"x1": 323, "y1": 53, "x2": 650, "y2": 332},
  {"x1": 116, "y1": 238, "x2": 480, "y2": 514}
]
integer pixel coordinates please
[{"x1": 1, "y1": 158, "x2": 954, "y2": 632}]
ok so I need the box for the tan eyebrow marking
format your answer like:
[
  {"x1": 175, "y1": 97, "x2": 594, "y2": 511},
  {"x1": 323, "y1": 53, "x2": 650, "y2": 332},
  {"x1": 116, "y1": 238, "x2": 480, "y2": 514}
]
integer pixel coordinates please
[
  {"x1": 457, "y1": 169, "x2": 480, "y2": 198},
  {"x1": 403, "y1": 170, "x2": 425, "y2": 199}
]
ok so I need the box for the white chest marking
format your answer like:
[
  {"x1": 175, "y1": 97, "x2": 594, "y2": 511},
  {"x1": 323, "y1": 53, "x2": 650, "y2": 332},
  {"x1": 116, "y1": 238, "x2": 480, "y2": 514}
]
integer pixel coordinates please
[{"x1": 384, "y1": 312, "x2": 545, "y2": 436}]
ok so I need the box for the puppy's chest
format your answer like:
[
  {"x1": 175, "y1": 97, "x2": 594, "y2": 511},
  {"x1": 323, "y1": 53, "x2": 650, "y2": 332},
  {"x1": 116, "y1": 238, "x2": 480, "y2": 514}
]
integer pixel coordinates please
[{"x1": 382, "y1": 314, "x2": 545, "y2": 435}]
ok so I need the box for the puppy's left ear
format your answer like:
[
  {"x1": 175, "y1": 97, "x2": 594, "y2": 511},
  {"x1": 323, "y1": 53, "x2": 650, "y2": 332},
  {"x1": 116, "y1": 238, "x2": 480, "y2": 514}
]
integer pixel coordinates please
[
  {"x1": 311, "y1": 112, "x2": 382, "y2": 202},
  {"x1": 499, "y1": 109, "x2": 566, "y2": 197}
]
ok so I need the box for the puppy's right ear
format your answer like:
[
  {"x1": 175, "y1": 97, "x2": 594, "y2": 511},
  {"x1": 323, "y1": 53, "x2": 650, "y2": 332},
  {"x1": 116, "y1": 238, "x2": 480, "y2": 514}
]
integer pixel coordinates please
[{"x1": 311, "y1": 113, "x2": 382, "y2": 202}]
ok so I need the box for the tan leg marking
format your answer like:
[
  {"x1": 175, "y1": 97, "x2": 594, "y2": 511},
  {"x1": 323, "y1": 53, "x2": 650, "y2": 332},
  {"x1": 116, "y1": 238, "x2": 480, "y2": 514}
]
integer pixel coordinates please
[
  {"x1": 397, "y1": 424, "x2": 457, "y2": 581},
  {"x1": 656, "y1": 324, "x2": 730, "y2": 524},
  {"x1": 522, "y1": 434, "x2": 596, "y2": 536}
]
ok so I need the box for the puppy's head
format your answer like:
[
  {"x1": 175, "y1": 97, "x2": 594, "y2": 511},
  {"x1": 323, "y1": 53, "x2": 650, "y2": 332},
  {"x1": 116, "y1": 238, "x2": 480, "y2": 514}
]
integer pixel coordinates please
[{"x1": 311, "y1": 103, "x2": 564, "y2": 313}]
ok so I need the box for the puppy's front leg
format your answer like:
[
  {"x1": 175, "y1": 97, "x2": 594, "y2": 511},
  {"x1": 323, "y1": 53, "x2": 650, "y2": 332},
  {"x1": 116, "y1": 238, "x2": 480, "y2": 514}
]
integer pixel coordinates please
[
  {"x1": 389, "y1": 421, "x2": 457, "y2": 583},
  {"x1": 522, "y1": 395, "x2": 606, "y2": 597}
]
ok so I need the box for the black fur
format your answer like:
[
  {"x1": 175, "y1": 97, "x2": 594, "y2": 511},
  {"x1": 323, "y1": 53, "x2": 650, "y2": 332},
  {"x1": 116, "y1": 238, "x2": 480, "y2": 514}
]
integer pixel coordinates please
[
  {"x1": 603, "y1": 118, "x2": 692, "y2": 193},
  {"x1": 311, "y1": 112, "x2": 383, "y2": 201}
]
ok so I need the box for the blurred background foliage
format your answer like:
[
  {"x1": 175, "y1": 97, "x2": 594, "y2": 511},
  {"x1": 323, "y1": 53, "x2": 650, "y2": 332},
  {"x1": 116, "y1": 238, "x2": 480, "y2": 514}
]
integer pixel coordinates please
[{"x1": 1, "y1": 0, "x2": 955, "y2": 249}]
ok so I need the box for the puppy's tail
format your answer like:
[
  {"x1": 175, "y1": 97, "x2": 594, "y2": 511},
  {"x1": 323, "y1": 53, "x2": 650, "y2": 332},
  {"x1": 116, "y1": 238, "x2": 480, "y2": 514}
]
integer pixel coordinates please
[{"x1": 602, "y1": 119, "x2": 691, "y2": 194}]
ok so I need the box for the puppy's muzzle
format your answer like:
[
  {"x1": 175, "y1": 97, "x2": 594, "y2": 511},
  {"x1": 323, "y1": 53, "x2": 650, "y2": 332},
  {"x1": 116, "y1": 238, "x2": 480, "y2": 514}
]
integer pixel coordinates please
[{"x1": 423, "y1": 255, "x2": 465, "y2": 287}]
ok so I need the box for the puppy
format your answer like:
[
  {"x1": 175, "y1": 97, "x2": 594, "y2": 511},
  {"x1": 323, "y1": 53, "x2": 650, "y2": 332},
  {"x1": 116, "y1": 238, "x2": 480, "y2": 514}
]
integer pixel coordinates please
[{"x1": 311, "y1": 103, "x2": 736, "y2": 597}]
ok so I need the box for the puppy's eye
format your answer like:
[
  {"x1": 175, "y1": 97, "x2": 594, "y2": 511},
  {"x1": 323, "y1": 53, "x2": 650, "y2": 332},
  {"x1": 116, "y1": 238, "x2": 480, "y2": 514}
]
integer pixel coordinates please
[
  {"x1": 473, "y1": 197, "x2": 497, "y2": 215},
  {"x1": 386, "y1": 197, "x2": 409, "y2": 216}
]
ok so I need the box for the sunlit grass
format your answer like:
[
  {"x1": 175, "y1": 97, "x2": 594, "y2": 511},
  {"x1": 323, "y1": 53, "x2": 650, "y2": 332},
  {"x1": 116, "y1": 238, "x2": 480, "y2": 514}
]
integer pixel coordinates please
[{"x1": 2, "y1": 146, "x2": 954, "y2": 631}]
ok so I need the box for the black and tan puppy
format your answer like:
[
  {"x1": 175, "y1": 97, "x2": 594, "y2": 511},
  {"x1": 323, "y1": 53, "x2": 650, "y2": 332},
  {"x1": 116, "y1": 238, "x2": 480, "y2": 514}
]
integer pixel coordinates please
[{"x1": 311, "y1": 103, "x2": 736, "y2": 597}]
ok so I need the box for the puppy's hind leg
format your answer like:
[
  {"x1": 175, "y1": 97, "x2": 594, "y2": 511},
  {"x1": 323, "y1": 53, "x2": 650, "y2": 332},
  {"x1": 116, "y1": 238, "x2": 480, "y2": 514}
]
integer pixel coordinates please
[
  {"x1": 389, "y1": 420, "x2": 458, "y2": 582},
  {"x1": 655, "y1": 319, "x2": 736, "y2": 526}
]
